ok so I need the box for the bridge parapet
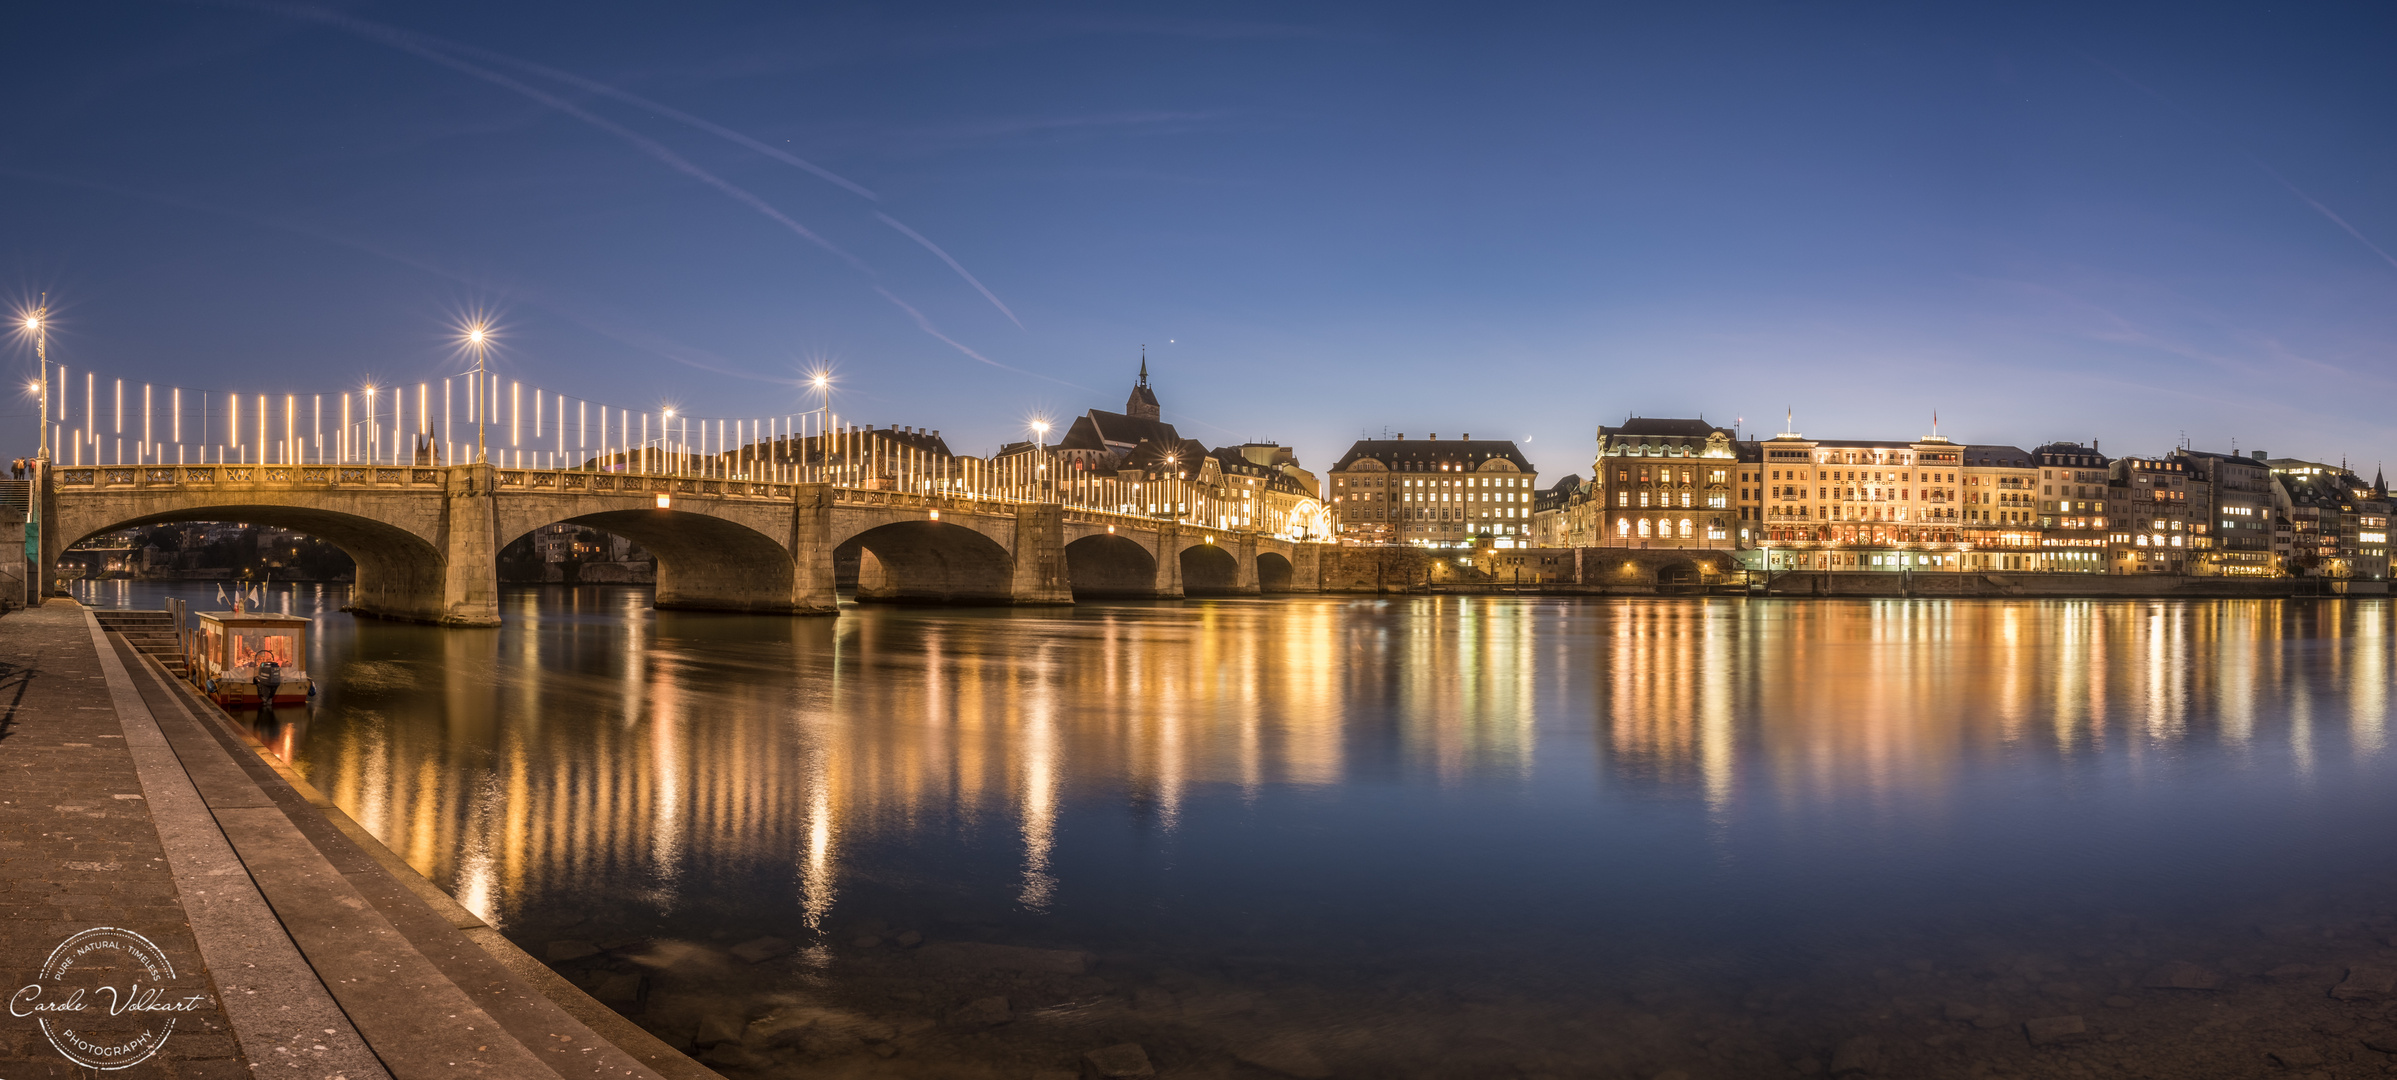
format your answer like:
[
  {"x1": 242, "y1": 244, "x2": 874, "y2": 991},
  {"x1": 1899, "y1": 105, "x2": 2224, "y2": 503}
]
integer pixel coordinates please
[{"x1": 53, "y1": 464, "x2": 806, "y2": 503}]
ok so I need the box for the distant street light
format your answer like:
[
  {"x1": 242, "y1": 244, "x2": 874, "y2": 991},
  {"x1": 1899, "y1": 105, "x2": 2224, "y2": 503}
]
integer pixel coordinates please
[
  {"x1": 24, "y1": 298, "x2": 47, "y2": 462},
  {"x1": 810, "y1": 371, "x2": 832, "y2": 483},
  {"x1": 1030, "y1": 419, "x2": 1051, "y2": 502},
  {"x1": 463, "y1": 323, "x2": 491, "y2": 464}
]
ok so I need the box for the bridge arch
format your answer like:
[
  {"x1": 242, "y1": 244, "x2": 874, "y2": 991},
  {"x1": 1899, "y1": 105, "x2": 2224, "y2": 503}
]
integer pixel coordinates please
[
  {"x1": 1064, "y1": 533, "x2": 1161, "y2": 599},
  {"x1": 54, "y1": 502, "x2": 447, "y2": 622},
  {"x1": 500, "y1": 511, "x2": 797, "y2": 613},
  {"x1": 1178, "y1": 541, "x2": 1245, "y2": 596},
  {"x1": 838, "y1": 519, "x2": 1018, "y2": 604},
  {"x1": 1257, "y1": 550, "x2": 1295, "y2": 593}
]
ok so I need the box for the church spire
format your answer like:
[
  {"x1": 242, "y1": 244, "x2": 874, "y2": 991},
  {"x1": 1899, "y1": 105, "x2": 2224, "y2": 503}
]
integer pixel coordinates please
[{"x1": 1125, "y1": 348, "x2": 1161, "y2": 421}]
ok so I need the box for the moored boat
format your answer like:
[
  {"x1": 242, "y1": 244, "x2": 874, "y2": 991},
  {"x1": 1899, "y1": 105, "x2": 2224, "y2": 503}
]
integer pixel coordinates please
[{"x1": 192, "y1": 610, "x2": 314, "y2": 706}]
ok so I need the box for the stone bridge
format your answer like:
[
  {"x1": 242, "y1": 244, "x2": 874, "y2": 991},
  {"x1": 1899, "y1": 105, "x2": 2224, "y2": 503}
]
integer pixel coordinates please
[{"x1": 39, "y1": 463, "x2": 1319, "y2": 626}]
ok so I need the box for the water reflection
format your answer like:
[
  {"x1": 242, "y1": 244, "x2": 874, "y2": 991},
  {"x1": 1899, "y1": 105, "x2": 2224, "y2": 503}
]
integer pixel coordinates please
[{"x1": 73, "y1": 582, "x2": 2397, "y2": 1076}]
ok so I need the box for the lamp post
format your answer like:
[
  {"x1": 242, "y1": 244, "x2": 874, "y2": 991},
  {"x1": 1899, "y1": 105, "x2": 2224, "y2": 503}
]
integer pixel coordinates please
[
  {"x1": 810, "y1": 372, "x2": 830, "y2": 483},
  {"x1": 663, "y1": 408, "x2": 676, "y2": 476},
  {"x1": 466, "y1": 325, "x2": 489, "y2": 464},
  {"x1": 24, "y1": 299, "x2": 47, "y2": 462},
  {"x1": 364, "y1": 386, "x2": 377, "y2": 465},
  {"x1": 1029, "y1": 419, "x2": 1051, "y2": 502}
]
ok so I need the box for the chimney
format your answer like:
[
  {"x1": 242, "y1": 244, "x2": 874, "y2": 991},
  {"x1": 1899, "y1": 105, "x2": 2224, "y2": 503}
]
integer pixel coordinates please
[
  {"x1": 1431, "y1": 433, "x2": 1439, "y2": 440},
  {"x1": 1463, "y1": 433, "x2": 1471, "y2": 440}
]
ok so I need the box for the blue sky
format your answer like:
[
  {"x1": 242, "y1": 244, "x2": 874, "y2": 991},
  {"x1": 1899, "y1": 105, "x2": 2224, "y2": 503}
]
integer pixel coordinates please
[{"x1": 4, "y1": 2, "x2": 2393, "y2": 476}]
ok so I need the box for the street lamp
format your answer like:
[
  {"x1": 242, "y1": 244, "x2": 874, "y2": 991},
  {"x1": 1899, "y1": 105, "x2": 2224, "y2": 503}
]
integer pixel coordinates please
[
  {"x1": 465, "y1": 324, "x2": 490, "y2": 464},
  {"x1": 810, "y1": 371, "x2": 831, "y2": 483},
  {"x1": 663, "y1": 408, "x2": 676, "y2": 476},
  {"x1": 364, "y1": 385, "x2": 378, "y2": 465},
  {"x1": 1029, "y1": 419, "x2": 1051, "y2": 502},
  {"x1": 24, "y1": 299, "x2": 47, "y2": 462}
]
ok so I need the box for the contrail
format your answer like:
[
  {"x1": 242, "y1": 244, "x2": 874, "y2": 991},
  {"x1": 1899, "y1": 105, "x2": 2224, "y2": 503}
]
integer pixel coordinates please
[
  {"x1": 874, "y1": 288, "x2": 1085, "y2": 389},
  {"x1": 2088, "y1": 55, "x2": 2397, "y2": 275},
  {"x1": 876, "y1": 213, "x2": 1023, "y2": 328},
  {"x1": 244, "y1": 2, "x2": 872, "y2": 275},
  {"x1": 327, "y1": 13, "x2": 881, "y2": 202},
  {"x1": 221, "y1": 2, "x2": 1028, "y2": 328}
]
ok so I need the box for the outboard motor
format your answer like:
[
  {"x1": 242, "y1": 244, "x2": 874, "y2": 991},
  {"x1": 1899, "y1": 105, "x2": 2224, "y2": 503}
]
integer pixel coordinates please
[{"x1": 255, "y1": 659, "x2": 283, "y2": 705}]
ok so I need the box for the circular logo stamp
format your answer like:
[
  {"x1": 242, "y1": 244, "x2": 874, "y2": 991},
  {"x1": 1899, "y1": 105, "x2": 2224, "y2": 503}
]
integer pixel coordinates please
[{"x1": 9, "y1": 926, "x2": 211, "y2": 1069}]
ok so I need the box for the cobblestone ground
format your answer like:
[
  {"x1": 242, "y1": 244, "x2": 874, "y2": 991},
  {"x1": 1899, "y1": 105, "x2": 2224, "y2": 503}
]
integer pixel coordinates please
[{"x1": 0, "y1": 601, "x2": 248, "y2": 1080}]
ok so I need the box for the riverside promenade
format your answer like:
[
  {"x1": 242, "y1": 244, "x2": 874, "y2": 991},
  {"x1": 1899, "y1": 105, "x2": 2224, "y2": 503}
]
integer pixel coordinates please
[{"x1": 0, "y1": 600, "x2": 708, "y2": 1080}]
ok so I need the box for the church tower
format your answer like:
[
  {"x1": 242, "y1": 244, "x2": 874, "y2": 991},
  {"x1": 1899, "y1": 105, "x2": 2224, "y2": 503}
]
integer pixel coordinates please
[{"x1": 1125, "y1": 348, "x2": 1160, "y2": 421}]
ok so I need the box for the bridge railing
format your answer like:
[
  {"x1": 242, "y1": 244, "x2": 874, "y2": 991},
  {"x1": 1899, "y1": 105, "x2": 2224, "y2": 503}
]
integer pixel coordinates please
[{"x1": 48, "y1": 463, "x2": 1325, "y2": 542}]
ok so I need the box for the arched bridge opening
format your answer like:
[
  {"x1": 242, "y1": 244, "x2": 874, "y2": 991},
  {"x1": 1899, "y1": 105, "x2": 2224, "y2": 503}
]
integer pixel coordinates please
[
  {"x1": 496, "y1": 523, "x2": 654, "y2": 587},
  {"x1": 1065, "y1": 534, "x2": 1161, "y2": 599},
  {"x1": 55, "y1": 504, "x2": 448, "y2": 622},
  {"x1": 506, "y1": 510, "x2": 797, "y2": 614},
  {"x1": 837, "y1": 520, "x2": 1018, "y2": 605},
  {"x1": 1257, "y1": 551, "x2": 1295, "y2": 593},
  {"x1": 1179, "y1": 542, "x2": 1244, "y2": 597}
]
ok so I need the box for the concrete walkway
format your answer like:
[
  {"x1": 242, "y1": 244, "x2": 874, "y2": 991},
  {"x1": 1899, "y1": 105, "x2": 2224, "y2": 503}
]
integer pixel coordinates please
[{"x1": 1, "y1": 601, "x2": 707, "y2": 1080}]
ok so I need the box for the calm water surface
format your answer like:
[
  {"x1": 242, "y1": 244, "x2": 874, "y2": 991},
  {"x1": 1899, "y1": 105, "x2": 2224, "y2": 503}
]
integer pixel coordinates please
[{"x1": 73, "y1": 580, "x2": 2397, "y2": 1078}]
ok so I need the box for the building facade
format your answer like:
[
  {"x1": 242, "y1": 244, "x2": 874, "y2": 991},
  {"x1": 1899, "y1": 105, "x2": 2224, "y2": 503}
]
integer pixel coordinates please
[
  {"x1": 2174, "y1": 449, "x2": 2275, "y2": 576},
  {"x1": 2269, "y1": 459, "x2": 2391, "y2": 580},
  {"x1": 1327, "y1": 435, "x2": 1538, "y2": 546},
  {"x1": 2101, "y1": 456, "x2": 2197, "y2": 574},
  {"x1": 1958, "y1": 444, "x2": 2043, "y2": 570},
  {"x1": 1592, "y1": 418, "x2": 1740, "y2": 548},
  {"x1": 1752, "y1": 427, "x2": 1964, "y2": 569},
  {"x1": 2032, "y1": 442, "x2": 2110, "y2": 573}
]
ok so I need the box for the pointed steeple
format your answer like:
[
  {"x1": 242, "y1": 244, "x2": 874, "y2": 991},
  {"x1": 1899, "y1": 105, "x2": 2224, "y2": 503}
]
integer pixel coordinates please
[
  {"x1": 1125, "y1": 348, "x2": 1161, "y2": 421},
  {"x1": 2376, "y1": 465, "x2": 2387, "y2": 498}
]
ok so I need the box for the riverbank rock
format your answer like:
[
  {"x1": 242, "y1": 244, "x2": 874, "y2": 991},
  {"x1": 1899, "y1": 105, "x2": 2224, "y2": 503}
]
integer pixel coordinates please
[
  {"x1": 730, "y1": 936, "x2": 790, "y2": 964},
  {"x1": 2267, "y1": 1046, "x2": 2326, "y2": 1068},
  {"x1": 917, "y1": 941, "x2": 1090, "y2": 974},
  {"x1": 2024, "y1": 1015, "x2": 2087, "y2": 1046},
  {"x1": 1081, "y1": 1042, "x2": 1155, "y2": 1079},
  {"x1": 2267, "y1": 963, "x2": 2340, "y2": 984},
  {"x1": 2140, "y1": 962, "x2": 2222, "y2": 990},
  {"x1": 950, "y1": 995, "x2": 1012, "y2": 1028},
  {"x1": 1828, "y1": 1035, "x2": 1879, "y2": 1074},
  {"x1": 1233, "y1": 1034, "x2": 1332, "y2": 1078},
  {"x1": 695, "y1": 1014, "x2": 745, "y2": 1047},
  {"x1": 2334, "y1": 966, "x2": 2397, "y2": 1001}
]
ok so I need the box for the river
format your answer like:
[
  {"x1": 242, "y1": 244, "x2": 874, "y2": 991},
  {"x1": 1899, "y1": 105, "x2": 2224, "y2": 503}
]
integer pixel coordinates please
[{"x1": 70, "y1": 580, "x2": 2397, "y2": 1078}]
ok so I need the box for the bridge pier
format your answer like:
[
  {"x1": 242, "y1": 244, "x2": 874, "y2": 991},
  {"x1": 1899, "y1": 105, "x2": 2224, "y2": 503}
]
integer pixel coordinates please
[
  {"x1": 1287, "y1": 545, "x2": 1323, "y2": 593},
  {"x1": 788, "y1": 484, "x2": 839, "y2": 614},
  {"x1": 425, "y1": 464, "x2": 502, "y2": 627},
  {"x1": 1151, "y1": 523, "x2": 1186, "y2": 598},
  {"x1": 1009, "y1": 504, "x2": 1073, "y2": 605},
  {"x1": 1230, "y1": 536, "x2": 1262, "y2": 596}
]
